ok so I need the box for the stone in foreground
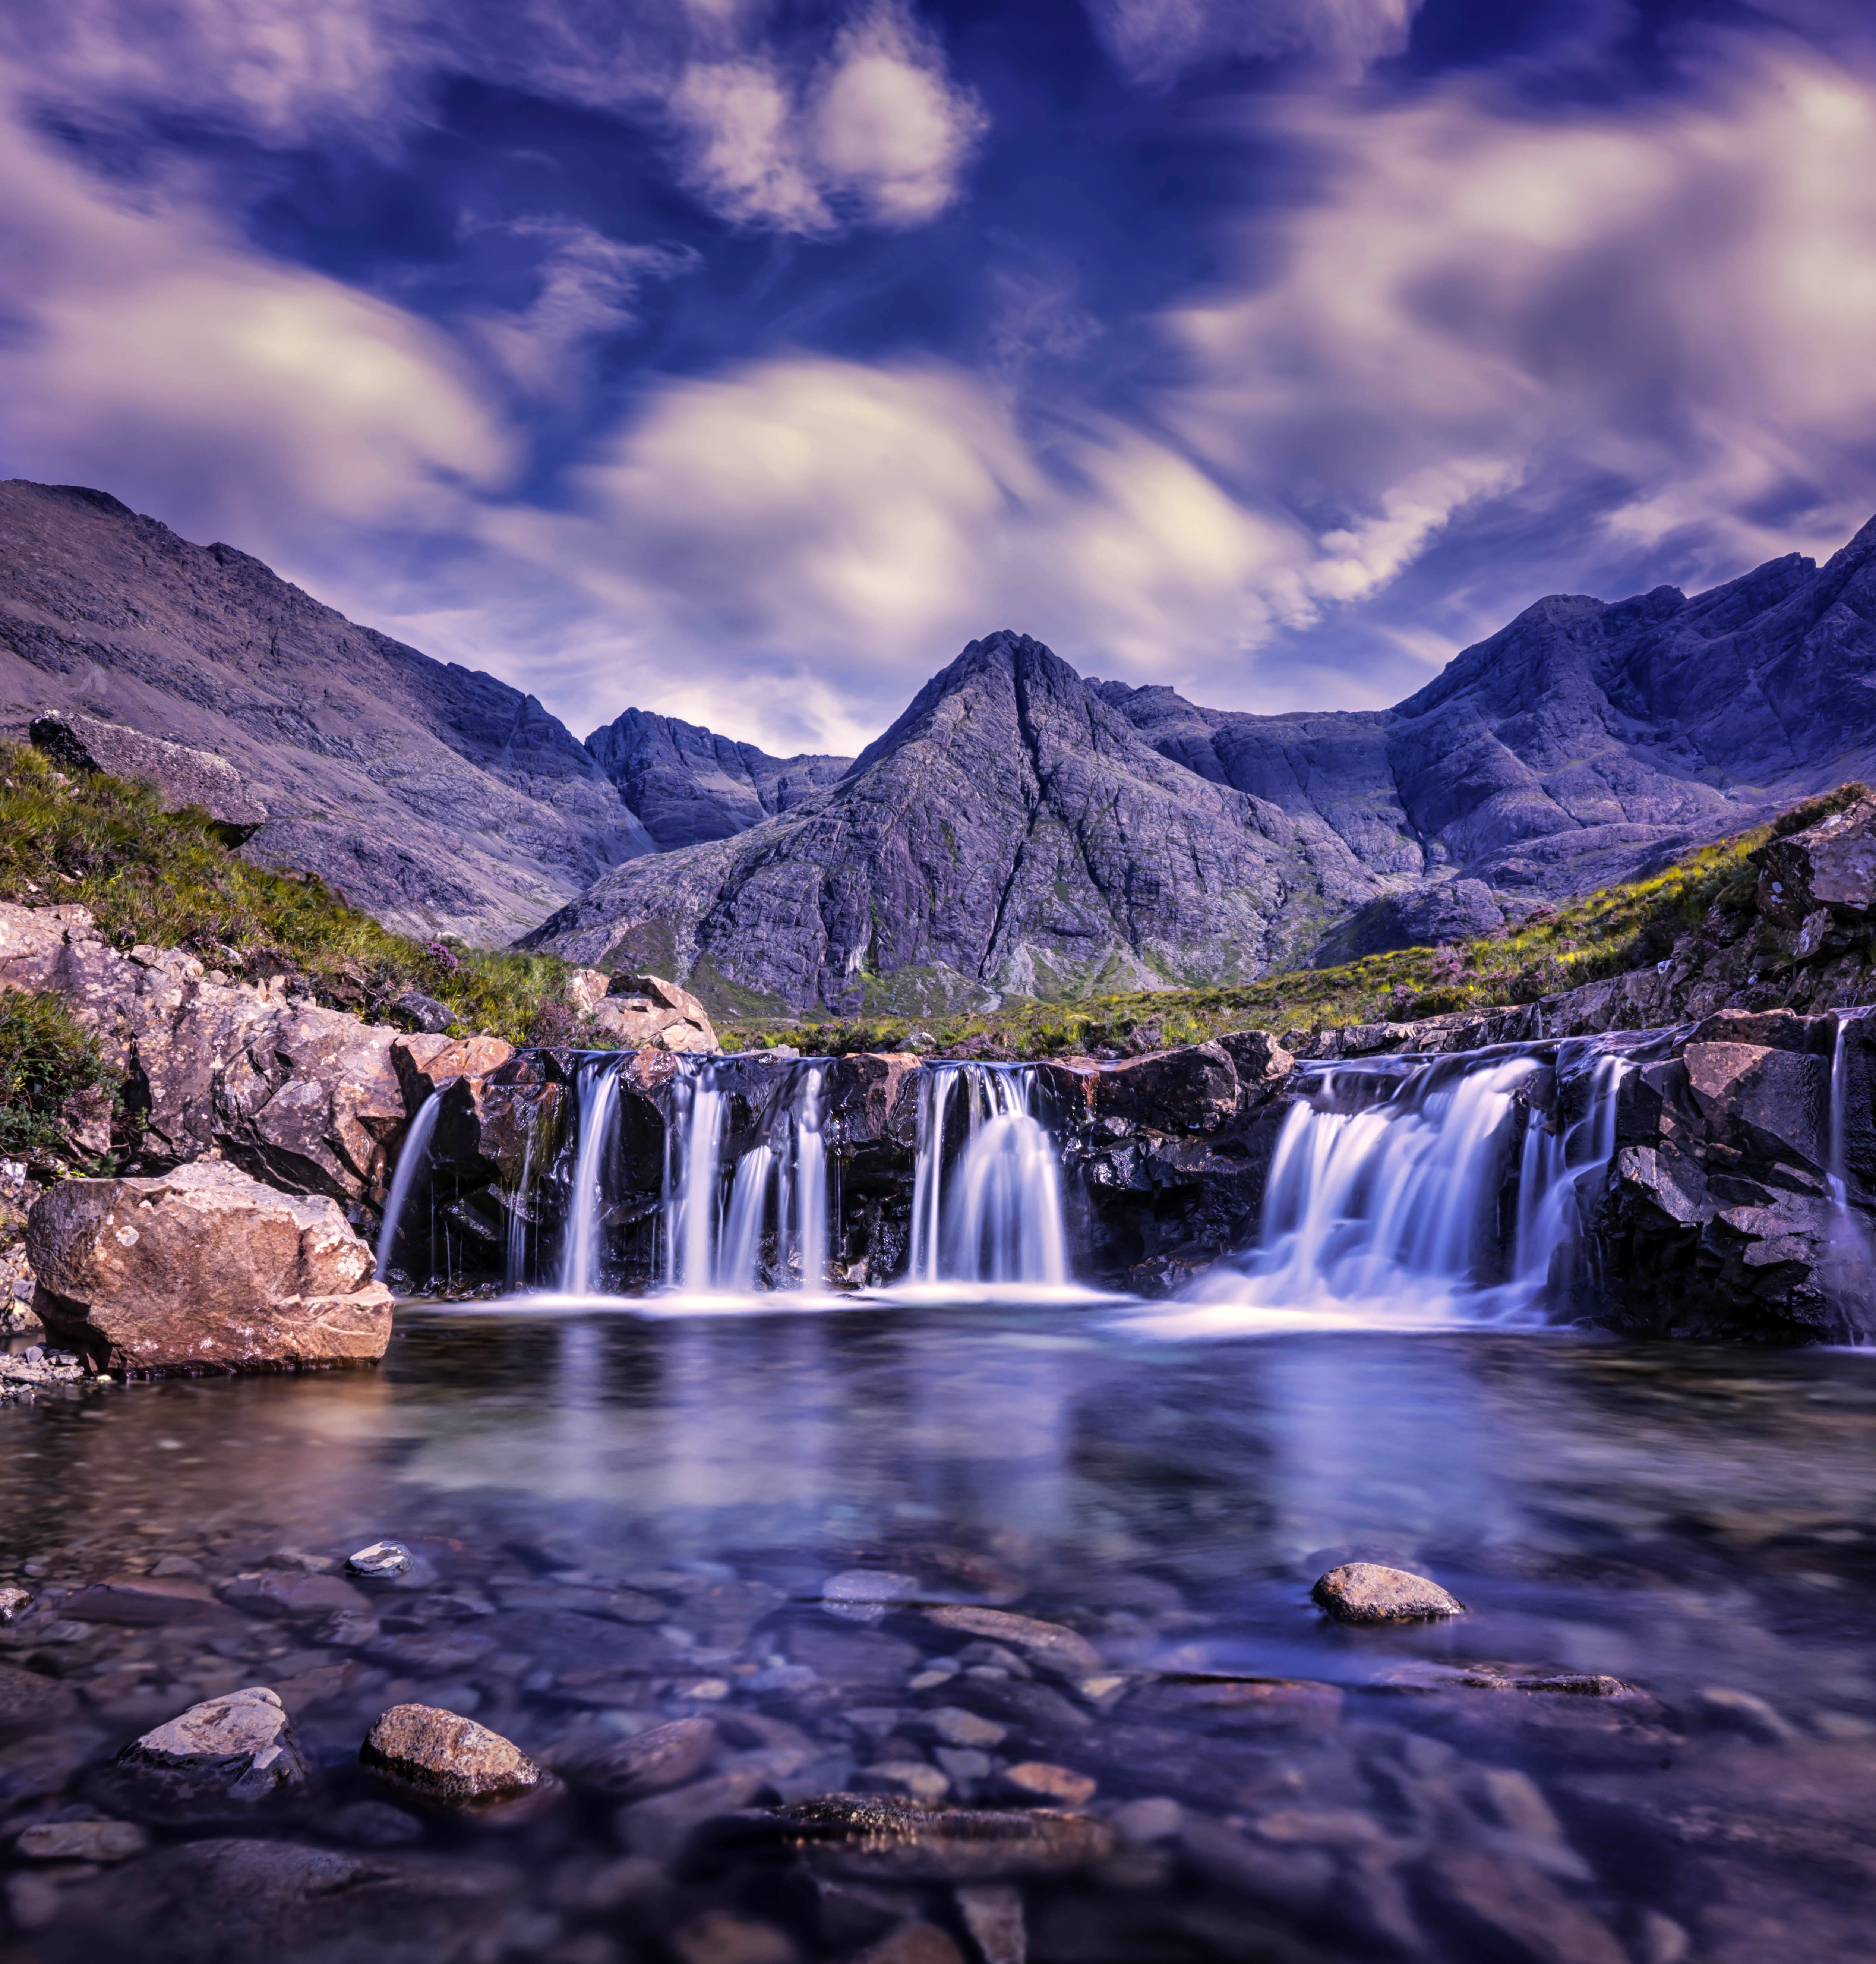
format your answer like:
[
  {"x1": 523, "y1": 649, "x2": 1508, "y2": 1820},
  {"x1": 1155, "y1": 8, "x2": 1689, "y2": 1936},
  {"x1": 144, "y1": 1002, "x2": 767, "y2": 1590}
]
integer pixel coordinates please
[
  {"x1": 119, "y1": 1686, "x2": 307, "y2": 1803},
  {"x1": 346, "y1": 1540, "x2": 413, "y2": 1577},
  {"x1": 1313, "y1": 1563, "x2": 1464, "y2": 1624},
  {"x1": 361, "y1": 1702, "x2": 545, "y2": 1804},
  {"x1": 706, "y1": 1794, "x2": 1114, "y2": 1881},
  {"x1": 26, "y1": 1161, "x2": 392, "y2": 1374}
]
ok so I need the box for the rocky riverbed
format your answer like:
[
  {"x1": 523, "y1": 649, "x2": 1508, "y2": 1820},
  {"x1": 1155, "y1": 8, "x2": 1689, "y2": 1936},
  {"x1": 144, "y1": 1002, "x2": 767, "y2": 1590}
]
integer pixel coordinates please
[{"x1": 2, "y1": 1311, "x2": 1875, "y2": 1963}]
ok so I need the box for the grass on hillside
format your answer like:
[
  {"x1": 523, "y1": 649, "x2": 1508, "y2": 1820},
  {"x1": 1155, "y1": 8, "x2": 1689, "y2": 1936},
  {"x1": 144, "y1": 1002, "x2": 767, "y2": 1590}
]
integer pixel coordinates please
[
  {"x1": 0, "y1": 988, "x2": 117, "y2": 1164},
  {"x1": 0, "y1": 741, "x2": 573, "y2": 1046},
  {"x1": 722, "y1": 784, "x2": 1871, "y2": 1060}
]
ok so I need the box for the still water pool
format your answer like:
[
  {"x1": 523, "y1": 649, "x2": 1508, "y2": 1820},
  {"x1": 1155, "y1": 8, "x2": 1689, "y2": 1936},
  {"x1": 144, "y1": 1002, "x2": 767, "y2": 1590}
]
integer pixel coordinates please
[{"x1": 3, "y1": 1306, "x2": 1874, "y2": 1963}]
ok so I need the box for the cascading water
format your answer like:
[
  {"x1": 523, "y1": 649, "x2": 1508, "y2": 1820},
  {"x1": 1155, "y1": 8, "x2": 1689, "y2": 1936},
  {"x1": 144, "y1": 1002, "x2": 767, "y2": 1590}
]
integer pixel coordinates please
[
  {"x1": 559, "y1": 1059, "x2": 623, "y2": 1296},
  {"x1": 1822, "y1": 1008, "x2": 1875, "y2": 1337},
  {"x1": 660, "y1": 1059, "x2": 830, "y2": 1296},
  {"x1": 1146, "y1": 1037, "x2": 1637, "y2": 1333},
  {"x1": 375, "y1": 1091, "x2": 440, "y2": 1289},
  {"x1": 904, "y1": 1063, "x2": 1069, "y2": 1290}
]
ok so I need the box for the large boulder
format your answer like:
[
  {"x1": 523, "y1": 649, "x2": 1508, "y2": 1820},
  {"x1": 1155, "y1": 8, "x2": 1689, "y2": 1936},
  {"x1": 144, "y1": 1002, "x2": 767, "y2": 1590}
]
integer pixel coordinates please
[
  {"x1": 30, "y1": 712, "x2": 268, "y2": 839},
  {"x1": 1756, "y1": 794, "x2": 1876, "y2": 928},
  {"x1": 26, "y1": 1161, "x2": 392, "y2": 1372},
  {"x1": 588, "y1": 972, "x2": 719, "y2": 1052},
  {"x1": 0, "y1": 904, "x2": 407, "y2": 1205}
]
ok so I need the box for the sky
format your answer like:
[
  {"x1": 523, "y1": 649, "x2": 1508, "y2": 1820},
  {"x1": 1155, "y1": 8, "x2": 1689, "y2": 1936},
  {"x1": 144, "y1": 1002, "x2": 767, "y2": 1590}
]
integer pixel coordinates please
[{"x1": 4, "y1": 0, "x2": 1876, "y2": 758}]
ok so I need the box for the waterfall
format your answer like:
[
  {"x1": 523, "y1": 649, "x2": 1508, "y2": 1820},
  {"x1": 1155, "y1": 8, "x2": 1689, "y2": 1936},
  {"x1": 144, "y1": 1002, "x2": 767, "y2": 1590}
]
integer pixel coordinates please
[
  {"x1": 1152, "y1": 1038, "x2": 1635, "y2": 1332},
  {"x1": 559, "y1": 1059, "x2": 623, "y2": 1296},
  {"x1": 660, "y1": 1059, "x2": 831, "y2": 1296},
  {"x1": 376, "y1": 1091, "x2": 441, "y2": 1290},
  {"x1": 1823, "y1": 1009, "x2": 1875, "y2": 1336},
  {"x1": 904, "y1": 1063, "x2": 1070, "y2": 1290}
]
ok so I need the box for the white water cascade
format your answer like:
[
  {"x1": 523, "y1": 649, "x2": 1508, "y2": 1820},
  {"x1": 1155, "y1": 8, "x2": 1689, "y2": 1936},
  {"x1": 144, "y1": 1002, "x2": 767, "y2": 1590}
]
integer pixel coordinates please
[
  {"x1": 905, "y1": 1064, "x2": 1069, "y2": 1290},
  {"x1": 375, "y1": 1091, "x2": 441, "y2": 1289},
  {"x1": 559, "y1": 1058, "x2": 623, "y2": 1296},
  {"x1": 1153, "y1": 1038, "x2": 1637, "y2": 1333},
  {"x1": 662, "y1": 1060, "x2": 830, "y2": 1295},
  {"x1": 1822, "y1": 1008, "x2": 1876, "y2": 1336}
]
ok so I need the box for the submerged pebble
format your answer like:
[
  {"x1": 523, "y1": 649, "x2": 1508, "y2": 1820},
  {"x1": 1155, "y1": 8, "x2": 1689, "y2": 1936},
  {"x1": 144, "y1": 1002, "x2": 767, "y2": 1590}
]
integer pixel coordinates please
[
  {"x1": 345, "y1": 1540, "x2": 414, "y2": 1578},
  {"x1": 360, "y1": 1702, "x2": 545, "y2": 1804},
  {"x1": 1312, "y1": 1563, "x2": 1466, "y2": 1624}
]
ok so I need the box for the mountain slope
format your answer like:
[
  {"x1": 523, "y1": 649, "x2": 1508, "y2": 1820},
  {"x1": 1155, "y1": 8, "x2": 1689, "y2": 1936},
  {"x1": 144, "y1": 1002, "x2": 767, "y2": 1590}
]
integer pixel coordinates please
[
  {"x1": 585, "y1": 708, "x2": 850, "y2": 849},
  {"x1": 0, "y1": 481, "x2": 648, "y2": 943},
  {"x1": 1101, "y1": 516, "x2": 1876, "y2": 911},
  {"x1": 523, "y1": 631, "x2": 1403, "y2": 1014}
]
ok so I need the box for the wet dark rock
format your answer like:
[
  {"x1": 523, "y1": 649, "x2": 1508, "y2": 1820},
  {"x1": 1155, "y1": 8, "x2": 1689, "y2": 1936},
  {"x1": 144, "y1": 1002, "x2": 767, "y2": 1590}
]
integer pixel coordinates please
[
  {"x1": 1312, "y1": 1564, "x2": 1464, "y2": 1624},
  {"x1": 921, "y1": 1607, "x2": 1102, "y2": 1678},
  {"x1": 360, "y1": 1702, "x2": 545, "y2": 1805},
  {"x1": 320, "y1": 1799, "x2": 426, "y2": 1847},
  {"x1": 1177, "y1": 1815, "x2": 1335, "y2": 1913},
  {"x1": 955, "y1": 1882, "x2": 1026, "y2": 1964},
  {"x1": 616, "y1": 1766, "x2": 780, "y2": 1861},
  {"x1": 15, "y1": 1816, "x2": 149, "y2": 1860},
  {"x1": 998, "y1": 1761, "x2": 1096, "y2": 1807},
  {"x1": 61, "y1": 1574, "x2": 219, "y2": 1625},
  {"x1": 571, "y1": 1716, "x2": 718, "y2": 1800},
  {"x1": 117, "y1": 1685, "x2": 307, "y2": 1805},
  {"x1": 853, "y1": 1922, "x2": 968, "y2": 1964},
  {"x1": 669, "y1": 1907, "x2": 799, "y2": 1964},
  {"x1": 347, "y1": 1541, "x2": 414, "y2": 1579},
  {"x1": 1417, "y1": 1846, "x2": 1627, "y2": 1964},
  {"x1": 58, "y1": 1834, "x2": 520, "y2": 1963},
  {"x1": 821, "y1": 1570, "x2": 922, "y2": 1625},
  {"x1": 1088, "y1": 1044, "x2": 1240, "y2": 1135},
  {"x1": 1124, "y1": 1676, "x2": 1343, "y2": 1732},
  {"x1": 706, "y1": 1793, "x2": 1114, "y2": 1882},
  {"x1": 786, "y1": 1623, "x2": 925, "y2": 1687},
  {"x1": 223, "y1": 1570, "x2": 370, "y2": 1619}
]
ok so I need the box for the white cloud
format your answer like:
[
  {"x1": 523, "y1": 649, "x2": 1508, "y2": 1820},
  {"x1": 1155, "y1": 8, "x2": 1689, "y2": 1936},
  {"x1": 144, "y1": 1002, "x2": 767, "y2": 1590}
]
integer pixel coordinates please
[
  {"x1": 0, "y1": 74, "x2": 512, "y2": 551},
  {"x1": 468, "y1": 221, "x2": 696, "y2": 400},
  {"x1": 1087, "y1": 0, "x2": 1424, "y2": 88},
  {"x1": 668, "y1": 3, "x2": 985, "y2": 232}
]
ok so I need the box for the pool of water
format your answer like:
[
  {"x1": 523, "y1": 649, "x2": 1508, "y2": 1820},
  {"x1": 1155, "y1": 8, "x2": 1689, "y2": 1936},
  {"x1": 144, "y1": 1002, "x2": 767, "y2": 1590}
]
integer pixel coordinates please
[{"x1": 3, "y1": 1305, "x2": 1875, "y2": 1963}]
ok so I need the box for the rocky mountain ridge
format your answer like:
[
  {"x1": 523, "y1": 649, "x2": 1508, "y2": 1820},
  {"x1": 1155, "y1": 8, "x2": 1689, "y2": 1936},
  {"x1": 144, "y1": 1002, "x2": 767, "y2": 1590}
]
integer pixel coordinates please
[{"x1": 10, "y1": 479, "x2": 1876, "y2": 1015}]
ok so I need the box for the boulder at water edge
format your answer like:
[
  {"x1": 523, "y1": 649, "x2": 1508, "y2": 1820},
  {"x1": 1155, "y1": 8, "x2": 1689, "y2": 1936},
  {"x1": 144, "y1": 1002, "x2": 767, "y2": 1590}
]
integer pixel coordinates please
[
  {"x1": 25, "y1": 1161, "x2": 392, "y2": 1373},
  {"x1": 587, "y1": 973, "x2": 719, "y2": 1052}
]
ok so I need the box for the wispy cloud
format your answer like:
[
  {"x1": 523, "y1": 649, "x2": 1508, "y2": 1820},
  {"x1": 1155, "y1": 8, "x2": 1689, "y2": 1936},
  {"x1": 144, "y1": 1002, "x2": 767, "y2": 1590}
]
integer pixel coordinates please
[{"x1": 1086, "y1": 0, "x2": 1425, "y2": 87}]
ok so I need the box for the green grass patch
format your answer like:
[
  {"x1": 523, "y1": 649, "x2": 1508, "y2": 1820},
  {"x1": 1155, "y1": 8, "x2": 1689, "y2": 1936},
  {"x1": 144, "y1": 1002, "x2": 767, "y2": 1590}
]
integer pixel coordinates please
[
  {"x1": 0, "y1": 989, "x2": 116, "y2": 1164},
  {"x1": 0, "y1": 742, "x2": 573, "y2": 1044},
  {"x1": 724, "y1": 788, "x2": 1865, "y2": 1059}
]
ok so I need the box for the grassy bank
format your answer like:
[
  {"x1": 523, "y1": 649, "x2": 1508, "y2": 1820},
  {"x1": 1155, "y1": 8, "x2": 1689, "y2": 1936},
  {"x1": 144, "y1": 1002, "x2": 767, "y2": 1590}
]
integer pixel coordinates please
[
  {"x1": 0, "y1": 741, "x2": 573, "y2": 1045},
  {"x1": 722, "y1": 786, "x2": 1870, "y2": 1059}
]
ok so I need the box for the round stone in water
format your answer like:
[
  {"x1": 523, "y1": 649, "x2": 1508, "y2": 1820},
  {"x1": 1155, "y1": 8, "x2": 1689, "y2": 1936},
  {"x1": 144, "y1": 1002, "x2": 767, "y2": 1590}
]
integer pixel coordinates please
[{"x1": 347, "y1": 1540, "x2": 413, "y2": 1577}]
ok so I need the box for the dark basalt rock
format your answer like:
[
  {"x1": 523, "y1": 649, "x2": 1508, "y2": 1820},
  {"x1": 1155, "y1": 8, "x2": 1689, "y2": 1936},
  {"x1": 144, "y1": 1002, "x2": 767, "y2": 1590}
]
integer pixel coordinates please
[
  {"x1": 585, "y1": 706, "x2": 851, "y2": 850},
  {"x1": 698, "y1": 1793, "x2": 1115, "y2": 1880}
]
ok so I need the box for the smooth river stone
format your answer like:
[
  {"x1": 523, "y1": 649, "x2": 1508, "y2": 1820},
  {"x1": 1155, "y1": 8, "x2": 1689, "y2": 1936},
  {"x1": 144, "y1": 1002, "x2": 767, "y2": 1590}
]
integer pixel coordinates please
[
  {"x1": 921, "y1": 1606, "x2": 1103, "y2": 1676},
  {"x1": 361, "y1": 1703, "x2": 544, "y2": 1804},
  {"x1": 1311, "y1": 1563, "x2": 1464, "y2": 1624}
]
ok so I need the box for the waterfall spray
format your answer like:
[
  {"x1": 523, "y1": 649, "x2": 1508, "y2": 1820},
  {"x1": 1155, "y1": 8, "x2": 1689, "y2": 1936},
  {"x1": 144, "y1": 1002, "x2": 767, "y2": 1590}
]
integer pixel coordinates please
[
  {"x1": 560, "y1": 1059, "x2": 623, "y2": 1296},
  {"x1": 376, "y1": 1092, "x2": 441, "y2": 1290}
]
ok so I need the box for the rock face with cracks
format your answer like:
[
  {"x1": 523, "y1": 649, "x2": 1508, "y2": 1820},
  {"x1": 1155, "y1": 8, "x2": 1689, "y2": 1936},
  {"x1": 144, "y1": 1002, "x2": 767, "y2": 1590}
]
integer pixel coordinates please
[
  {"x1": 26, "y1": 1160, "x2": 392, "y2": 1373},
  {"x1": 117, "y1": 1686, "x2": 307, "y2": 1803}
]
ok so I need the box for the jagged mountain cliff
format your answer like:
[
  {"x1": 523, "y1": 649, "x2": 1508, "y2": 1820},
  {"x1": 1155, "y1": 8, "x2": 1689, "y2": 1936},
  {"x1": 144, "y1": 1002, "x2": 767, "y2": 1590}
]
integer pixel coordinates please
[
  {"x1": 523, "y1": 632, "x2": 1415, "y2": 1014},
  {"x1": 0, "y1": 481, "x2": 643, "y2": 943},
  {"x1": 585, "y1": 708, "x2": 850, "y2": 850},
  {"x1": 527, "y1": 515, "x2": 1876, "y2": 1012},
  {"x1": 9, "y1": 476, "x2": 1876, "y2": 1010}
]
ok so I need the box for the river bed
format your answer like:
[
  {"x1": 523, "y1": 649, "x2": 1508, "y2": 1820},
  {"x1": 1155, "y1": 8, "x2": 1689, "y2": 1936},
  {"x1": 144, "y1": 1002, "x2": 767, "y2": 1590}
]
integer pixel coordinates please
[{"x1": 3, "y1": 1307, "x2": 1874, "y2": 1962}]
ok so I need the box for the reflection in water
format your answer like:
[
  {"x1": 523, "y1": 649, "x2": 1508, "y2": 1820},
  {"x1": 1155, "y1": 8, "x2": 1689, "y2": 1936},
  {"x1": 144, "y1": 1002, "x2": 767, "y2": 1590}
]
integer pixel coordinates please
[{"x1": 6, "y1": 1314, "x2": 1876, "y2": 1963}]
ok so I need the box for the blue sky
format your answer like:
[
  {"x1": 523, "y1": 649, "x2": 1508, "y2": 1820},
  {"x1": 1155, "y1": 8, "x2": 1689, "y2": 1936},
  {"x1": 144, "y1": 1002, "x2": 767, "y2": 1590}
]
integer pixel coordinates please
[{"x1": 4, "y1": 0, "x2": 1876, "y2": 756}]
